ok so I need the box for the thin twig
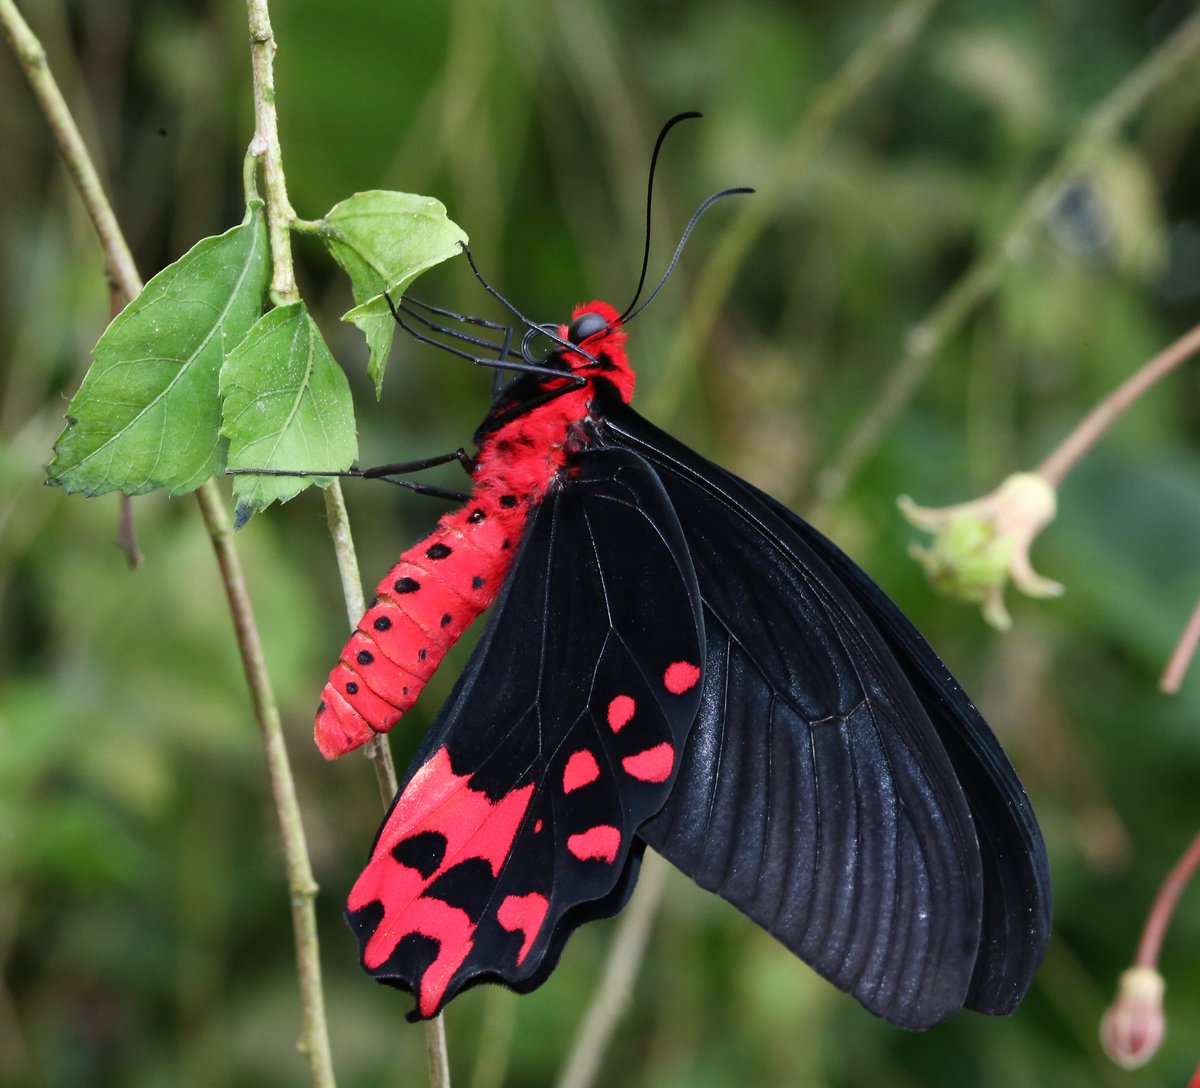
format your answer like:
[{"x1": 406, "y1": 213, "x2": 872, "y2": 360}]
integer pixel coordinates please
[
  {"x1": 554, "y1": 851, "x2": 671, "y2": 1088},
  {"x1": 646, "y1": 0, "x2": 944, "y2": 421},
  {"x1": 1, "y1": 3, "x2": 339, "y2": 1083},
  {"x1": 195, "y1": 484, "x2": 337, "y2": 1088},
  {"x1": 1134, "y1": 828, "x2": 1200, "y2": 969},
  {"x1": 467, "y1": 988, "x2": 517, "y2": 1088},
  {"x1": 1023, "y1": 320, "x2": 1200, "y2": 692},
  {"x1": 321, "y1": 479, "x2": 401, "y2": 802},
  {"x1": 0, "y1": 0, "x2": 140, "y2": 299},
  {"x1": 1161, "y1": 590, "x2": 1200, "y2": 695},
  {"x1": 1036, "y1": 320, "x2": 1200, "y2": 487},
  {"x1": 240, "y1": 0, "x2": 445, "y2": 1081},
  {"x1": 244, "y1": 0, "x2": 297, "y2": 305},
  {"x1": 116, "y1": 494, "x2": 142, "y2": 569},
  {"x1": 815, "y1": 5, "x2": 1200, "y2": 511}
]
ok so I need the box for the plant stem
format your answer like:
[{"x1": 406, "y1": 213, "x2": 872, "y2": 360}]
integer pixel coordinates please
[
  {"x1": 195, "y1": 483, "x2": 337, "y2": 1088},
  {"x1": 1035, "y1": 320, "x2": 1200, "y2": 487},
  {"x1": 1161, "y1": 590, "x2": 1200, "y2": 695},
  {"x1": 244, "y1": 0, "x2": 297, "y2": 305},
  {"x1": 647, "y1": 0, "x2": 943, "y2": 421},
  {"x1": 321, "y1": 480, "x2": 401, "y2": 803},
  {"x1": 0, "y1": 0, "x2": 141, "y2": 301},
  {"x1": 816, "y1": 5, "x2": 1200, "y2": 511},
  {"x1": 1134, "y1": 829, "x2": 1200, "y2": 969},
  {"x1": 1, "y1": 3, "x2": 339, "y2": 1082},
  {"x1": 239, "y1": 0, "x2": 444, "y2": 1080},
  {"x1": 554, "y1": 851, "x2": 670, "y2": 1088},
  {"x1": 1026, "y1": 319, "x2": 1200, "y2": 695}
]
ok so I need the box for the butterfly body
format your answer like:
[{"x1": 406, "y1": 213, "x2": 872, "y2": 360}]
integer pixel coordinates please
[
  {"x1": 327, "y1": 299, "x2": 1051, "y2": 1029},
  {"x1": 315, "y1": 303, "x2": 632, "y2": 759}
]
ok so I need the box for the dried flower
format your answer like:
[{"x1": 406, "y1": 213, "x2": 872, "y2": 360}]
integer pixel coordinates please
[
  {"x1": 898, "y1": 471, "x2": 1062, "y2": 630},
  {"x1": 1100, "y1": 966, "x2": 1166, "y2": 1068}
]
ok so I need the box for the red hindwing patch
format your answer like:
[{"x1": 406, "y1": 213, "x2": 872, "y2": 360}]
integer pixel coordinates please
[
  {"x1": 566, "y1": 825, "x2": 622, "y2": 863},
  {"x1": 562, "y1": 749, "x2": 600, "y2": 793},
  {"x1": 496, "y1": 893, "x2": 550, "y2": 965},
  {"x1": 606, "y1": 694, "x2": 636, "y2": 732},
  {"x1": 621, "y1": 742, "x2": 675, "y2": 783},
  {"x1": 348, "y1": 746, "x2": 538, "y2": 1016},
  {"x1": 663, "y1": 661, "x2": 700, "y2": 694}
]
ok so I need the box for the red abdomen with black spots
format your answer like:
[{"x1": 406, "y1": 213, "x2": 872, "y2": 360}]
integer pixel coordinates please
[
  {"x1": 314, "y1": 481, "x2": 531, "y2": 759},
  {"x1": 313, "y1": 333, "x2": 608, "y2": 760}
]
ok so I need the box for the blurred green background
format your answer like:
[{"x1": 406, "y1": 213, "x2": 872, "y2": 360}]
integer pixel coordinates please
[{"x1": 3, "y1": 0, "x2": 1200, "y2": 1085}]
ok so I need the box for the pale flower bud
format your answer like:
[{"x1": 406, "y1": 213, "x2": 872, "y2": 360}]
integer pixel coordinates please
[
  {"x1": 1100, "y1": 966, "x2": 1166, "y2": 1069},
  {"x1": 898, "y1": 471, "x2": 1062, "y2": 630}
]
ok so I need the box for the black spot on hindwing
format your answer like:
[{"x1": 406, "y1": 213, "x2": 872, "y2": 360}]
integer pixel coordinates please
[{"x1": 392, "y1": 831, "x2": 448, "y2": 878}]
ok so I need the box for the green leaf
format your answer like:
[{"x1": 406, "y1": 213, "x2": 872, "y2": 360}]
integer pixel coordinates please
[
  {"x1": 220, "y1": 301, "x2": 358, "y2": 525},
  {"x1": 48, "y1": 205, "x2": 269, "y2": 497},
  {"x1": 316, "y1": 191, "x2": 467, "y2": 394}
]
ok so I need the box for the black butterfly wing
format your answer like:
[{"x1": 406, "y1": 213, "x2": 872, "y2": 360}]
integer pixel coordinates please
[
  {"x1": 748, "y1": 485, "x2": 1052, "y2": 1016},
  {"x1": 601, "y1": 404, "x2": 1049, "y2": 1029},
  {"x1": 346, "y1": 447, "x2": 705, "y2": 1020}
]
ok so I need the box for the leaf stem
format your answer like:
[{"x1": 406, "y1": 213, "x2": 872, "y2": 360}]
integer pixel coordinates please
[{"x1": 815, "y1": 6, "x2": 1200, "y2": 511}]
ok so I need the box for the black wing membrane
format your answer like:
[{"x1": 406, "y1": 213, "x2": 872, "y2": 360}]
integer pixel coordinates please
[
  {"x1": 602, "y1": 404, "x2": 1050, "y2": 1030},
  {"x1": 753, "y1": 487, "x2": 1052, "y2": 1016},
  {"x1": 346, "y1": 448, "x2": 705, "y2": 1019}
]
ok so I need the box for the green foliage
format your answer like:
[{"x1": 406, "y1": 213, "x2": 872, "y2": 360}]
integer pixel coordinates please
[
  {"x1": 5, "y1": 2, "x2": 1200, "y2": 1087},
  {"x1": 47, "y1": 204, "x2": 269, "y2": 497},
  {"x1": 221, "y1": 301, "x2": 358, "y2": 524},
  {"x1": 314, "y1": 191, "x2": 467, "y2": 394}
]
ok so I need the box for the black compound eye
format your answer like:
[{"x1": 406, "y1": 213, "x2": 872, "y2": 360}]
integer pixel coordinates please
[{"x1": 567, "y1": 311, "x2": 608, "y2": 345}]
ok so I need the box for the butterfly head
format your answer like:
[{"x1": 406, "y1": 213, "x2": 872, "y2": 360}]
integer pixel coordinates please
[{"x1": 555, "y1": 301, "x2": 635, "y2": 403}]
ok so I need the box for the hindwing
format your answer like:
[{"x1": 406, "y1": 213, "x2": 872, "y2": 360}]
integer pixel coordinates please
[{"x1": 346, "y1": 448, "x2": 704, "y2": 1019}]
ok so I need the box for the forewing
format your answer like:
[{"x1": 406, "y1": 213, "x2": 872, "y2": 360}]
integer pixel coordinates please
[
  {"x1": 606, "y1": 408, "x2": 1000, "y2": 1029},
  {"x1": 346, "y1": 448, "x2": 704, "y2": 1019}
]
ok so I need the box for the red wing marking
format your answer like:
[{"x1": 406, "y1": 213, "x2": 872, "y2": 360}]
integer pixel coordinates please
[
  {"x1": 393, "y1": 898, "x2": 475, "y2": 1015},
  {"x1": 621, "y1": 742, "x2": 675, "y2": 783},
  {"x1": 662, "y1": 661, "x2": 700, "y2": 694},
  {"x1": 567, "y1": 825, "x2": 621, "y2": 863},
  {"x1": 497, "y1": 893, "x2": 550, "y2": 965},
  {"x1": 349, "y1": 746, "x2": 534, "y2": 1015},
  {"x1": 562, "y1": 749, "x2": 600, "y2": 793},
  {"x1": 534, "y1": 819, "x2": 544, "y2": 833},
  {"x1": 606, "y1": 694, "x2": 636, "y2": 732}
]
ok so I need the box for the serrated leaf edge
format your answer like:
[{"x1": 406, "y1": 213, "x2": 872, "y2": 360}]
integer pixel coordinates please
[{"x1": 57, "y1": 221, "x2": 267, "y2": 490}]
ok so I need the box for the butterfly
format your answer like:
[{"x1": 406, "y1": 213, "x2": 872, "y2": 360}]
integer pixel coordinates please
[{"x1": 314, "y1": 117, "x2": 1051, "y2": 1031}]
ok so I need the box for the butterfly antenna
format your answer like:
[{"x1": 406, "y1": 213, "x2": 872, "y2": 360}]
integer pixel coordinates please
[
  {"x1": 460, "y1": 244, "x2": 596, "y2": 364},
  {"x1": 622, "y1": 186, "x2": 754, "y2": 325},
  {"x1": 617, "y1": 111, "x2": 703, "y2": 325}
]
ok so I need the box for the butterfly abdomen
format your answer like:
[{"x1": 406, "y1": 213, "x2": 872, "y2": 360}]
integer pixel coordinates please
[{"x1": 314, "y1": 386, "x2": 597, "y2": 759}]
